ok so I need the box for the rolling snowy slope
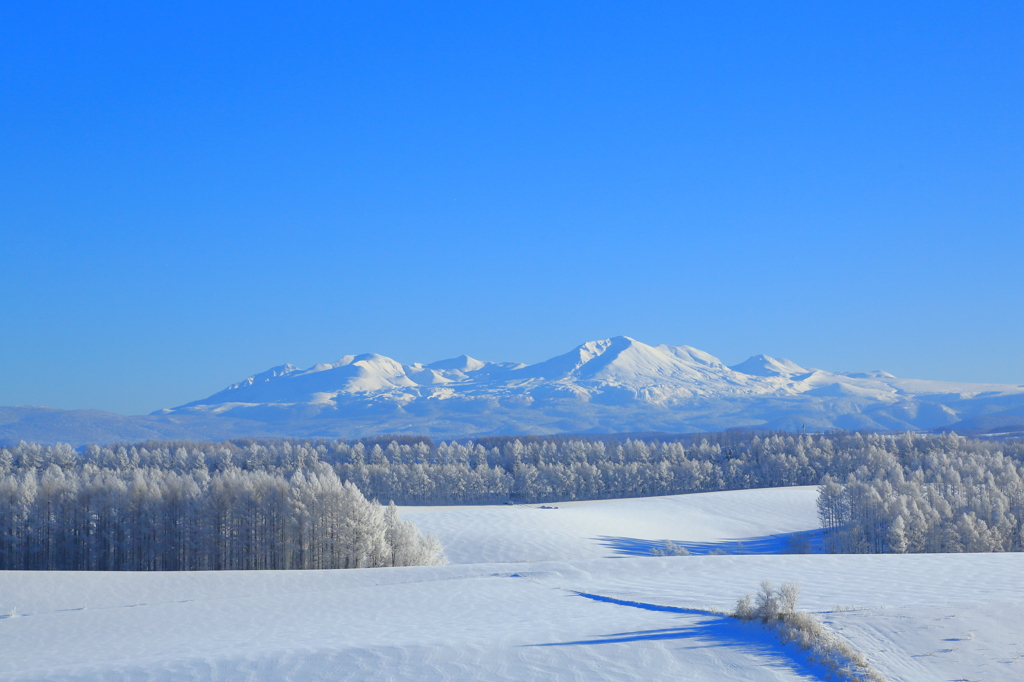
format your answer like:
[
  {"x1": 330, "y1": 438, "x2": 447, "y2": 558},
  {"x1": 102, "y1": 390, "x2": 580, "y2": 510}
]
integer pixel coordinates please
[
  {"x1": 401, "y1": 486, "x2": 823, "y2": 564},
  {"x1": 3, "y1": 487, "x2": 1023, "y2": 681}
]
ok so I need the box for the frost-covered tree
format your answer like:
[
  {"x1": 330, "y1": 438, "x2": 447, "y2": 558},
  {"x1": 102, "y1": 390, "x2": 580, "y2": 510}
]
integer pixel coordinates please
[{"x1": 0, "y1": 456, "x2": 445, "y2": 571}]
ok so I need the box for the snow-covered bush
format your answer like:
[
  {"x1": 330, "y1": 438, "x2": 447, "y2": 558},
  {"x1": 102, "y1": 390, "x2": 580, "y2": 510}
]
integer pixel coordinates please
[
  {"x1": 732, "y1": 581, "x2": 885, "y2": 682},
  {"x1": 649, "y1": 540, "x2": 690, "y2": 556}
]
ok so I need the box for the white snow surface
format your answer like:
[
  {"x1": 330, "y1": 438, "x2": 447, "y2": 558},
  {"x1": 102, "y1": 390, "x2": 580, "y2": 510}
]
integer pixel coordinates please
[
  {"x1": 3, "y1": 486, "x2": 1023, "y2": 681},
  {"x1": 159, "y1": 336, "x2": 1024, "y2": 437},
  {"x1": 401, "y1": 486, "x2": 823, "y2": 564}
]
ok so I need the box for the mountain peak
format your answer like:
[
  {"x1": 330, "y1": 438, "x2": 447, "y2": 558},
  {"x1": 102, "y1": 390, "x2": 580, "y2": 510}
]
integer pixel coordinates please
[
  {"x1": 730, "y1": 355, "x2": 808, "y2": 377},
  {"x1": 426, "y1": 354, "x2": 487, "y2": 373},
  {"x1": 520, "y1": 336, "x2": 646, "y2": 379}
]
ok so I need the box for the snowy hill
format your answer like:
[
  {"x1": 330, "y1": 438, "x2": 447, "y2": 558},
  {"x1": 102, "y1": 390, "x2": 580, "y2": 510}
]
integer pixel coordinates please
[
  {"x1": 3, "y1": 487, "x2": 1023, "y2": 681},
  {"x1": 401, "y1": 486, "x2": 824, "y2": 564},
  {"x1": 155, "y1": 336, "x2": 1024, "y2": 439}
]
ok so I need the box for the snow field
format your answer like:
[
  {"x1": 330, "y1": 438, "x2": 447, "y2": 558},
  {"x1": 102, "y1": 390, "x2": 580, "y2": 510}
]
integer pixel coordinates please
[
  {"x1": 2, "y1": 486, "x2": 1023, "y2": 681},
  {"x1": 400, "y1": 485, "x2": 823, "y2": 563}
]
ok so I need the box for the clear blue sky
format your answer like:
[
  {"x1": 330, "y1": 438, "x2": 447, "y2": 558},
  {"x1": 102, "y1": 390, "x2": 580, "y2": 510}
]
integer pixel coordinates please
[{"x1": 2, "y1": 1, "x2": 1022, "y2": 415}]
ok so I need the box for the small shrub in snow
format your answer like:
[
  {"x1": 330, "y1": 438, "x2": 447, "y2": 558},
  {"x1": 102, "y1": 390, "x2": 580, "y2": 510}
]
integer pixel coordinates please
[
  {"x1": 778, "y1": 581, "x2": 801, "y2": 613},
  {"x1": 732, "y1": 581, "x2": 886, "y2": 682},
  {"x1": 733, "y1": 594, "x2": 754, "y2": 620},
  {"x1": 754, "y1": 579, "x2": 781, "y2": 622},
  {"x1": 650, "y1": 540, "x2": 690, "y2": 556}
]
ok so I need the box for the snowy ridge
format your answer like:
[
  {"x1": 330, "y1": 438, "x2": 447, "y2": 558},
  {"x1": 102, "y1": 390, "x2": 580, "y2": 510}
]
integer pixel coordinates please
[{"x1": 152, "y1": 336, "x2": 1024, "y2": 437}]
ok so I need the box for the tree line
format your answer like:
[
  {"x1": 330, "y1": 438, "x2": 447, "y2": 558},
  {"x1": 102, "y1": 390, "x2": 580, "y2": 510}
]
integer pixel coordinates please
[
  {"x1": 0, "y1": 431, "x2": 913, "y2": 505},
  {"x1": 3, "y1": 430, "x2": 1023, "y2": 568}
]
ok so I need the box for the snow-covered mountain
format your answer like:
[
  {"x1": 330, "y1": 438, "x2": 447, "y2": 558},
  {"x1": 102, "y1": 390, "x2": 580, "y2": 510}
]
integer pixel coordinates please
[{"x1": 151, "y1": 336, "x2": 1024, "y2": 439}]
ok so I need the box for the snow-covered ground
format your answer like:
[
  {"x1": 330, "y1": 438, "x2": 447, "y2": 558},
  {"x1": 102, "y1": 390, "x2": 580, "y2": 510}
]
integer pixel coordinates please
[
  {"x1": 401, "y1": 486, "x2": 824, "y2": 563},
  {"x1": 2, "y1": 487, "x2": 1022, "y2": 681}
]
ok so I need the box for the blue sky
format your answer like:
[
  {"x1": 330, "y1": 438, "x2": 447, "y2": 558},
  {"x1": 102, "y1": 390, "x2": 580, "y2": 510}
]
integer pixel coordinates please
[{"x1": 2, "y1": 1, "x2": 1022, "y2": 415}]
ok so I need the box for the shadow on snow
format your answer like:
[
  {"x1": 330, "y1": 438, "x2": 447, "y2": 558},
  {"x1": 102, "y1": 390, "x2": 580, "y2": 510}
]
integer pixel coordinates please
[
  {"x1": 594, "y1": 529, "x2": 825, "y2": 557},
  {"x1": 527, "y1": 591, "x2": 828, "y2": 680}
]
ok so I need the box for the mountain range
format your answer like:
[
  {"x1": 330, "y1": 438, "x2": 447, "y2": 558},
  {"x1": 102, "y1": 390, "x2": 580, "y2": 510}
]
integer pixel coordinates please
[{"x1": 5, "y1": 336, "x2": 1024, "y2": 445}]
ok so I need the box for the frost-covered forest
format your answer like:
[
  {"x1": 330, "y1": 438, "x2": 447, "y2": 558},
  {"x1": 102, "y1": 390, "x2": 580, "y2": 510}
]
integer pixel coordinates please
[
  {"x1": 0, "y1": 455, "x2": 445, "y2": 571},
  {"x1": 817, "y1": 432, "x2": 1024, "y2": 554},
  {"x1": 2, "y1": 431, "x2": 1023, "y2": 569}
]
